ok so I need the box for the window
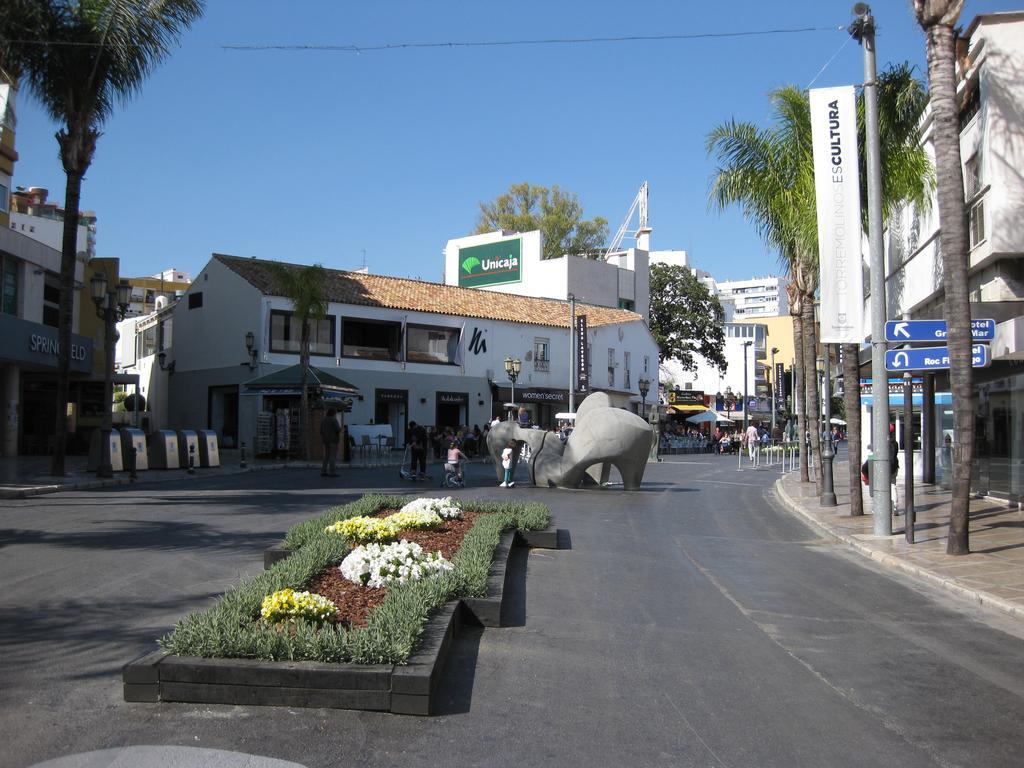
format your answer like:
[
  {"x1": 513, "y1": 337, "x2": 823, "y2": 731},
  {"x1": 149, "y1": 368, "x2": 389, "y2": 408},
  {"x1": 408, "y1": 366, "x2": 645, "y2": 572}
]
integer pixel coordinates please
[
  {"x1": 618, "y1": 298, "x2": 635, "y2": 311},
  {"x1": 42, "y1": 277, "x2": 60, "y2": 328},
  {"x1": 534, "y1": 338, "x2": 550, "y2": 371},
  {"x1": 188, "y1": 292, "x2": 203, "y2": 309},
  {"x1": 341, "y1": 317, "x2": 400, "y2": 360},
  {"x1": 159, "y1": 317, "x2": 173, "y2": 351},
  {"x1": 271, "y1": 310, "x2": 336, "y2": 355},
  {"x1": 608, "y1": 347, "x2": 615, "y2": 387},
  {"x1": 959, "y1": 87, "x2": 980, "y2": 132},
  {"x1": 0, "y1": 182, "x2": 8, "y2": 214},
  {"x1": 137, "y1": 324, "x2": 158, "y2": 359},
  {"x1": 406, "y1": 324, "x2": 459, "y2": 364},
  {"x1": 644, "y1": 355, "x2": 649, "y2": 374},
  {"x1": 964, "y1": 152, "x2": 982, "y2": 199},
  {"x1": 624, "y1": 351, "x2": 631, "y2": 390},
  {"x1": 1, "y1": 254, "x2": 18, "y2": 315},
  {"x1": 969, "y1": 198, "x2": 986, "y2": 249}
]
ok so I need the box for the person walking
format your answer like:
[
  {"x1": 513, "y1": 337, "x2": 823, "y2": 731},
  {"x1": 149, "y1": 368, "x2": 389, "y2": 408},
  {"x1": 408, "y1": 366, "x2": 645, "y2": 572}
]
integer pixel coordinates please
[
  {"x1": 320, "y1": 408, "x2": 340, "y2": 477},
  {"x1": 745, "y1": 422, "x2": 759, "y2": 463}
]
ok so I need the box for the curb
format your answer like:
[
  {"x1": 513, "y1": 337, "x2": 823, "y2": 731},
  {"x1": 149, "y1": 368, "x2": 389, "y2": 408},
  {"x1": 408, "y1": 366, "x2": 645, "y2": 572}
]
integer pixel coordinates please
[{"x1": 773, "y1": 477, "x2": 1024, "y2": 623}]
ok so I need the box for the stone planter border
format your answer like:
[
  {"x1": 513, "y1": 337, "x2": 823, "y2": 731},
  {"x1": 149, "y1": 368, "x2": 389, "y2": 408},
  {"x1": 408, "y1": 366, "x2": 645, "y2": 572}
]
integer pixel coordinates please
[{"x1": 124, "y1": 525, "x2": 561, "y2": 715}]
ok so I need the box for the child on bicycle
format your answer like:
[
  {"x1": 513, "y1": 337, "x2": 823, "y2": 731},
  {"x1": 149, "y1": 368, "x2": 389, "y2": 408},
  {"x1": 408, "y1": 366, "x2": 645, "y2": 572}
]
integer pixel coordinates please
[{"x1": 446, "y1": 440, "x2": 467, "y2": 484}]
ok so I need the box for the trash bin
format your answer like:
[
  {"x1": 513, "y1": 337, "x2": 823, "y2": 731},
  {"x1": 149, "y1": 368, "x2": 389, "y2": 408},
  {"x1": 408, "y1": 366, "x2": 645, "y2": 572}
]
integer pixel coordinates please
[
  {"x1": 119, "y1": 428, "x2": 149, "y2": 471},
  {"x1": 87, "y1": 429, "x2": 124, "y2": 472},
  {"x1": 148, "y1": 430, "x2": 180, "y2": 469},
  {"x1": 177, "y1": 430, "x2": 200, "y2": 471},
  {"x1": 197, "y1": 429, "x2": 220, "y2": 467}
]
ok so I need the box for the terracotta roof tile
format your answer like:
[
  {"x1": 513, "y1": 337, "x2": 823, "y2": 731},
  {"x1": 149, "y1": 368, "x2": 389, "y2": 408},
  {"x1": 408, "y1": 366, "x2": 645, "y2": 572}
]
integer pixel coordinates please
[{"x1": 214, "y1": 254, "x2": 643, "y2": 329}]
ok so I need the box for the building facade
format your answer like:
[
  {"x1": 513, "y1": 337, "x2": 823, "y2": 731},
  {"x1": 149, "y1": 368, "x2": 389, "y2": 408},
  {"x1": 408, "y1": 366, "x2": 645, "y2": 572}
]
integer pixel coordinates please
[
  {"x1": 715, "y1": 276, "x2": 789, "y2": 319},
  {"x1": 121, "y1": 255, "x2": 658, "y2": 456}
]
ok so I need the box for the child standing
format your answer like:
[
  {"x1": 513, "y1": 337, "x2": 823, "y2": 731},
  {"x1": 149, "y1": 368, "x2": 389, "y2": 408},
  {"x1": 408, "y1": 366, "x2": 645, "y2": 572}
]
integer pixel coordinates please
[{"x1": 500, "y1": 440, "x2": 515, "y2": 487}]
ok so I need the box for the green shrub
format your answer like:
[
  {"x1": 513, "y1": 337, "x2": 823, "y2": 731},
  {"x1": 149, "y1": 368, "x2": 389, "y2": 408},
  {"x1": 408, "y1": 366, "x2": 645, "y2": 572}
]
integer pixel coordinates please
[{"x1": 158, "y1": 495, "x2": 550, "y2": 664}]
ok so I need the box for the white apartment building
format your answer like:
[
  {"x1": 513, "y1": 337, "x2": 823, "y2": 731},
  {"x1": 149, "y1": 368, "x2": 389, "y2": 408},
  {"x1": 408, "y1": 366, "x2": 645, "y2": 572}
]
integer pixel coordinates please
[
  {"x1": 868, "y1": 11, "x2": 1024, "y2": 501},
  {"x1": 715, "y1": 276, "x2": 788, "y2": 319}
]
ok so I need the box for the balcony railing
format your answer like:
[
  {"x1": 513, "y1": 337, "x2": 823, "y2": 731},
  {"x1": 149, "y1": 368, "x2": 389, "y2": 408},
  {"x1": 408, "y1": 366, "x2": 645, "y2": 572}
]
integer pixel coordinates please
[{"x1": 534, "y1": 358, "x2": 550, "y2": 372}]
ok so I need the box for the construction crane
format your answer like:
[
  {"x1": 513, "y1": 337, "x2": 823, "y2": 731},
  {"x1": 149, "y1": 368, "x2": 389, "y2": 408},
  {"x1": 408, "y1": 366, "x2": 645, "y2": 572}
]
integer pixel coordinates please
[{"x1": 603, "y1": 181, "x2": 649, "y2": 260}]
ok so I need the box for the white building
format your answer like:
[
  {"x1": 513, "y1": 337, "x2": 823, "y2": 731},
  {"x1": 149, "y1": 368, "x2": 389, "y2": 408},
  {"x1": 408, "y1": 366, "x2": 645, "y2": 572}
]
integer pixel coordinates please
[
  {"x1": 715, "y1": 276, "x2": 788, "y2": 319},
  {"x1": 443, "y1": 229, "x2": 651, "y2": 318},
  {"x1": 868, "y1": 11, "x2": 1024, "y2": 501},
  {"x1": 122, "y1": 254, "x2": 659, "y2": 454}
]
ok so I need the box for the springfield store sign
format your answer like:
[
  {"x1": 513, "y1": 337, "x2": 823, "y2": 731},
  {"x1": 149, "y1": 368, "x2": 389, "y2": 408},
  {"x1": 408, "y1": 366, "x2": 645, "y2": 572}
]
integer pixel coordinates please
[
  {"x1": 0, "y1": 313, "x2": 93, "y2": 372},
  {"x1": 458, "y1": 238, "x2": 522, "y2": 288}
]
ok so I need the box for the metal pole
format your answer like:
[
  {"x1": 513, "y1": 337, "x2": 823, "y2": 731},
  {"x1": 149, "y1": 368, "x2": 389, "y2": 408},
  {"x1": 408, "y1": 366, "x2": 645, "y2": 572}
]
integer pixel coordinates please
[
  {"x1": 820, "y1": 346, "x2": 838, "y2": 506},
  {"x1": 922, "y1": 373, "x2": 935, "y2": 484},
  {"x1": 853, "y1": 6, "x2": 892, "y2": 535},
  {"x1": 770, "y1": 347, "x2": 777, "y2": 434},
  {"x1": 97, "y1": 295, "x2": 116, "y2": 479},
  {"x1": 743, "y1": 342, "x2": 749, "y2": 434},
  {"x1": 903, "y1": 372, "x2": 915, "y2": 542},
  {"x1": 569, "y1": 293, "x2": 576, "y2": 413}
]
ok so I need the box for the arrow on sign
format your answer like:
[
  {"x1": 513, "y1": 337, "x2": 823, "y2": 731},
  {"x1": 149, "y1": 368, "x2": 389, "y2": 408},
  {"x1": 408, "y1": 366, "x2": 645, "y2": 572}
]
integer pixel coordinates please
[
  {"x1": 892, "y1": 351, "x2": 910, "y2": 369},
  {"x1": 892, "y1": 322, "x2": 911, "y2": 339}
]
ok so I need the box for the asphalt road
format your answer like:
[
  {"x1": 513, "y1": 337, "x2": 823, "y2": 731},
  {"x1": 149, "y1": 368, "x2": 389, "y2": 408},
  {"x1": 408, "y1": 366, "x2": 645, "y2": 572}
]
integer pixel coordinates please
[{"x1": 2, "y1": 456, "x2": 1024, "y2": 768}]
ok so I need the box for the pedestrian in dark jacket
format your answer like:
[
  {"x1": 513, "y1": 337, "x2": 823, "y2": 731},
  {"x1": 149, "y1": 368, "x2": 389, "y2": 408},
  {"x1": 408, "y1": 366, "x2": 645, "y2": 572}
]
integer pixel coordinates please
[{"x1": 320, "y1": 409, "x2": 340, "y2": 477}]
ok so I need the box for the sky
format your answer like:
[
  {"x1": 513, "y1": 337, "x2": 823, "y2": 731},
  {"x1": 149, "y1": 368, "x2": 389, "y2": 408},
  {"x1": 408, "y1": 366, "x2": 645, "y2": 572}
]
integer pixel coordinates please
[{"x1": 9, "y1": 0, "x2": 1020, "y2": 284}]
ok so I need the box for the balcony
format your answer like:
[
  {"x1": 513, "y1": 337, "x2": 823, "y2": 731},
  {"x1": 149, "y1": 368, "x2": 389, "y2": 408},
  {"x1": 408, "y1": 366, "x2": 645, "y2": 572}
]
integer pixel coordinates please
[{"x1": 534, "y1": 358, "x2": 550, "y2": 372}]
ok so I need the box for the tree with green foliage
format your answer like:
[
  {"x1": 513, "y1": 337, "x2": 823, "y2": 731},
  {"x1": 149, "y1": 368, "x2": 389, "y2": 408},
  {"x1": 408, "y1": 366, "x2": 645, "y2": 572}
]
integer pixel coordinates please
[
  {"x1": 268, "y1": 263, "x2": 329, "y2": 461},
  {"x1": 0, "y1": 0, "x2": 204, "y2": 475},
  {"x1": 475, "y1": 183, "x2": 608, "y2": 260},
  {"x1": 648, "y1": 263, "x2": 727, "y2": 374},
  {"x1": 914, "y1": 0, "x2": 973, "y2": 554},
  {"x1": 708, "y1": 65, "x2": 932, "y2": 496}
]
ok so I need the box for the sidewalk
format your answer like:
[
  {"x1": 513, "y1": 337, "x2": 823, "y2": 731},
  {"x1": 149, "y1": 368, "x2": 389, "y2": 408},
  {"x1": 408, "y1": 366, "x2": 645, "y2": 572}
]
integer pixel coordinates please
[{"x1": 775, "y1": 458, "x2": 1024, "y2": 623}]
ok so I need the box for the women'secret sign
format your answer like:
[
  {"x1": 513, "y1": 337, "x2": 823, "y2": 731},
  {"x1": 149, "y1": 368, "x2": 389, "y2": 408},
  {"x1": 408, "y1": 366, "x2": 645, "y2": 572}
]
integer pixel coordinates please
[{"x1": 810, "y1": 85, "x2": 864, "y2": 345}]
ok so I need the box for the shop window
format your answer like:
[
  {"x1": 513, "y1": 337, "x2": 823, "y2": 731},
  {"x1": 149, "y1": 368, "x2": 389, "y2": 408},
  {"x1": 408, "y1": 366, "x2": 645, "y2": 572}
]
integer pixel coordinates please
[
  {"x1": 406, "y1": 324, "x2": 459, "y2": 364},
  {"x1": 341, "y1": 317, "x2": 400, "y2": 360},
  {"x1": 271, "y1": 310, "x2": 336, "y2": 355}
]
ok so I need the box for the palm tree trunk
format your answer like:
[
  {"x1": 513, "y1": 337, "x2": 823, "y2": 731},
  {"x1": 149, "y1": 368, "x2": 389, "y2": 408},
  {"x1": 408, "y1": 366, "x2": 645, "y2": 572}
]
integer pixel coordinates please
[
  {"x1": 842, "y1": 342, "x2": 864, "y2": 515},
  {"x1": 801, "y1": 292, "x2": 823, "y2": 491},
  {"x1": 793, "y1": 309, "x2": 809, "y2": 482},
  {"x1": 924, "y1": 20, "x2": 973, "y2": 555},
  {"x1": 299, "y1": 321, "x2": 311, "y2": 461},
  {"x1": 50, "y1": 169, "x2": 84, "y2": 476}
]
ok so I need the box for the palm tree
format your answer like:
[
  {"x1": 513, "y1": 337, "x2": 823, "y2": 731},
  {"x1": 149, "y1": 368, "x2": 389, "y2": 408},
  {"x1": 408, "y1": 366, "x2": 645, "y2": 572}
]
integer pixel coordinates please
[
  {"x1": 914, "y1": 0, "x2": 973, "y2": 555},
  {"x1": 0, "y1": 0, "x2": 204, "y2": 475},
  {"x1": 710, "y1": 68, "x2": 932, "y2": 504},
  {"x1": 268, "y1": 263, "x2": 329, "y2": 461},
  {"x1": 708, "y1": 86, "x2": 824, "y2": 490}
]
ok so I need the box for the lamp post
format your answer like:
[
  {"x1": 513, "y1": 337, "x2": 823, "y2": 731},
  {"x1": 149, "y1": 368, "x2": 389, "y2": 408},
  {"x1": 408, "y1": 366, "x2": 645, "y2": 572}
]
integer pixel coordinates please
[
  {"x1": 245, "y1": 330, "x2": 258, "y2": 370},
  {"x1": 818, "y1": 348, "x2": 838, "y2": 506},
  {"x1": 742, "y1": 341, "x2": 753, "y2": 433},
  {"x1": 770, "y1": 347, "x2": 779, "y2": 435},
  {"x1": 90, "y1": 271, "x2": 132, "y2": 479},
  {"x1": 638, "y1": 376, "x2": 650, "y2": 421},
  {"x1": 504, "y1": 356, "x2": 521, "y2": 420},
  {"x1": 722, "y1": 386, "x2": 735, "y2": 423}
]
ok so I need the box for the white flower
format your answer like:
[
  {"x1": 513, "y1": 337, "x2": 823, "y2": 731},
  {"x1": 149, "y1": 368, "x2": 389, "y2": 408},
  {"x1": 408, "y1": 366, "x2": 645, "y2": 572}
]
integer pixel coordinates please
[
  {"x1": 399, "y1": 496, "x2": 463, "y2": 520},
  {"x1": 339, "y1": 539, "x2": 454, "y2": 588}
]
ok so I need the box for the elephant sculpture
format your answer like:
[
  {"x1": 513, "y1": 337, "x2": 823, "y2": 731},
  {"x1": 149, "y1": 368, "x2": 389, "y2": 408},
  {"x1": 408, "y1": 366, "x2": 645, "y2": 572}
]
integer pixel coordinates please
[{"x1": 485, "y1": 392, "x2": 655, "y2": 490}]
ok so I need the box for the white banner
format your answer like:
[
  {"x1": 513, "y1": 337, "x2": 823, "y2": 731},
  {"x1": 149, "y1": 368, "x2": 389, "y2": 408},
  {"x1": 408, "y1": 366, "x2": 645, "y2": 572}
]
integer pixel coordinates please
[{"x1": 810, "y1": 86, "x2": 864, "y2": 344}]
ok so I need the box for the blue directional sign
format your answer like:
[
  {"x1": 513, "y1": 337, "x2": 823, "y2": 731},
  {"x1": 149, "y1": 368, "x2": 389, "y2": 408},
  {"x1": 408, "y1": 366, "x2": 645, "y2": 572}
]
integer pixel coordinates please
[
  {"x1": 885, "y1": 319, "x2": 996, "y2": 342},
  {"x1": 885, "y1": 344, "x2": 991, "y2": 371}
]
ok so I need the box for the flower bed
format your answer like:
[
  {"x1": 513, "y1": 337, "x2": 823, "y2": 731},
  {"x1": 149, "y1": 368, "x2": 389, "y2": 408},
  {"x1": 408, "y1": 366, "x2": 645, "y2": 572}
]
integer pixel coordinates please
[{"x1": 155, "y1": 494, "x2": 549, "y2": 667}]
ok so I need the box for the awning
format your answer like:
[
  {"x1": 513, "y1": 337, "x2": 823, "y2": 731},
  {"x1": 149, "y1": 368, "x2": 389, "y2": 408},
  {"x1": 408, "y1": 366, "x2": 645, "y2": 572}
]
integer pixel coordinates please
[
  {"x1": 670, "y1": 404, "x2": 708, "y2": 414},
  {"x1": 242, "y1": 364, "x2": 360, "y2": 402}
]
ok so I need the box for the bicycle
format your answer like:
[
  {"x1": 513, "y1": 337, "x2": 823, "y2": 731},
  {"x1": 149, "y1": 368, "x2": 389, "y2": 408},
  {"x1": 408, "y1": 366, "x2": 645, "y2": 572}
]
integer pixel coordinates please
[{"x1": 440, "y1": 462, "x2": 465, "y2": 489}]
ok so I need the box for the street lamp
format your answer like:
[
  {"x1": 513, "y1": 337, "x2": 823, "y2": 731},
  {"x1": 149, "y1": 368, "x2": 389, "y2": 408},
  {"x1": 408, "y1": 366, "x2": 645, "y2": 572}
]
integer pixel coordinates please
[
  {"x1": 244, "y1": 330, "x2": 258, "y2": 370},
  {"x1": 504, "y1": 356, "x2": 521, "y2": 419},
  {"x1": 90, "y1": 271, "x2": 132, "y2": 479},
  {"x1": 638, "y1": 376, "x2": 650, "y2": 421},
  {"x1": 742, "y1": 340, "x2": 753, "y2": 433},
  {"x1": 720, "y1": 386, "x2": 735, "y2": 422},
  {"x1": 770, "y1": 347, "x2": 780, "y2": 435},
  {"x1": 818, "y1": 348, "x2": 837, "y2": 506}
]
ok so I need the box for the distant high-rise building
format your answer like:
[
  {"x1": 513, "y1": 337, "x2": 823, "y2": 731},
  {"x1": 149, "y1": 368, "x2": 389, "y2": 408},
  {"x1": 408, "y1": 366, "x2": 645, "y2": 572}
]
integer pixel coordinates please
[{"x1": 714, "y1": 276, "x2": 788, "y2": 318}]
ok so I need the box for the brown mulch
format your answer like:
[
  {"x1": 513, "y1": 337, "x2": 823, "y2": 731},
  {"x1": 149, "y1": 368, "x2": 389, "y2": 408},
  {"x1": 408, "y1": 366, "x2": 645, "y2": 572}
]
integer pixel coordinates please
[{"x1": 305, "y1": 509, "x2": 482, "y2": 628}]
